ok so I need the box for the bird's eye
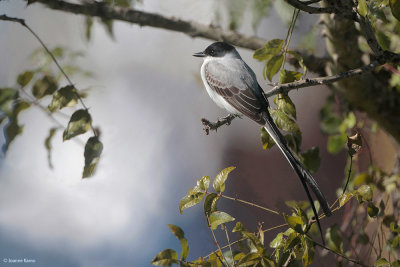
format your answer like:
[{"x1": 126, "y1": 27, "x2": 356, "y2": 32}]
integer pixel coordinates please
[{"x1": 209, "y1": 49, "x2": 214, "y2": 55}]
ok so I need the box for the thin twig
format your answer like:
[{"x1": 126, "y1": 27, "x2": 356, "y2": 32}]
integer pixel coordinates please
[
  {"x1": 223, "y1": 224, "x2": 235, "y2": 267},
  {"x1": 207, "y1": 216, "x2": 229, "y2": 267},
  {"x1": 308, "y1": 236, "x2": 368, "y2": 267},
  {"x1": 264, "y1": 61, "x2": 382, "y2": 98},
  {"x1": 282, "y1": 9, "x2": 300, "y2": 71},
  {"x1": 220, "y1": 194, "x2": 280, "y2": 216}
]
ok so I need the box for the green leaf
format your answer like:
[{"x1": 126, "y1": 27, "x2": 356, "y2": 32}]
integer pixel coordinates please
[
  {"x1": 151, "y1": 249, "x2": 178, "y2": 266},
  {"x1": 284, "y1": 232, "x2": 300, "y2": 251},
  {"x1": 208, "y1": 211, "x2": 235, "y2": 230},
  {"x1": 17, "y1": 71, "x2": 34, "y2": 87},
  {"x1": 390, "y1": 0, "x2": 400, "y2": 21},
  {"x1": 261, "y1": 127, "x2": 275, "y2": 149},
  {"x1": 358, "y1": 0, "x2": 368, "y2": 16},
  {"x1": 390, "y1": 260, "x2": 400, "y2": 267},
  {"x1": 85, "y1": 16, "x2": 93, "y2": 40},
  {"x1": 191, "y1": 257, "x2": 212, "y2": 267},
  {"x1": 300, "y1": 147, "x2": 320, "y2": 174},
  {"x1": 340, "y1": 112, "x2": 356, "y2": 132},
  {"x1": 204, "y1": 193, "x2": 219, "y2": 216},
  {"x1": 270, "y1": 109, "x2": 299, "y2": 133},
  {"x1": 2, "y1": 101, "x2": 30, "y2": 153},
  {"x1": 390, "y1": 222, "x2": 400, "y2": 233},
  {"x1": 367, "y1": 202, "x2": 379, "y2": 218},
  {"x1": 325, "y1": 225, "x2": 343, "y2": 253},
  {"x1": 327, "y1": 133, "x2": 347, "y2": 154},
  {"x1": 44, "y1": 128, "x2": 57, "y2": 169},
  {"x1": 82, "y1": 136, "x2": 103, "y2": 178},
  {"x1": 270, "y1": 233, "x2": 284, "y2": 249},
  {"x1": 354, "y1": 173, "x2": 373, "y2": 186},
  {"x1": 375, "y1": 258, "x2": 390, "y2": 267},
  {"x1": 212, "y1": 166, "x2": 236, "y2": 193},
  {"x1": 287, "y1": 51, "x2": 307, "y2": 74},
  {"x1": 285, "y1": 131, "x2": 302, "y2": 153},
  {"x1": 208, "y1": 252, "x2": 222, "y2": 267},
  {"x1": 101, "y1": 18, "x2": 114, "y2": 39},
  {"x1": 284, "y1": 215, "x2": 304, "y2": 234},
  {"x1": 232, "y1": 221, "x2": 246, "y2": 233},
  {"x1": 273, "y1": 94, "x2": 296, "y2": 119},
  {"x1": 48, "y1": 85, "x2": 78, "y2": 112},
  {"x1": 253, "y1": 39, "x2": 283, "y2": 61},
  {"x1": 302, "y1": 237, "x2": 314, "y2": 266},
  {"x1": 321, "y1": 114, "x2": 342, "y2": 134},
  {"x1": 197, "y1": 176, "x2": 210, "y2": 192},
  {"x1": 51, "y1": 47, "x2": 65, "y2": 59},
  {"x1": 356, "y1": 184, "x2": 373, "y2": 202},
  {"x1": 168, "y1": 224, "x2": 189, "y2": 261},
  {"x1": 279, "y1": 69, "x2": 302, "y2": 84},
  {"x1": 63, "y1": 109, "x2": 92, "y2": 141},
  {"x1": 237, "y1": 252, "x2": 260, "y2": 266},
  {"x1": 0, "y1": 88, "x2": 18, "y2": 114},
  {"x1": 32, "y1": 75, "x2": 58, "y2": 99},
  {"x1": 265, "y1": 54, "x2": 284, "y2": 81},
  {"x1": 179, "y1": 191, "x2": 205, "y2": 214}
]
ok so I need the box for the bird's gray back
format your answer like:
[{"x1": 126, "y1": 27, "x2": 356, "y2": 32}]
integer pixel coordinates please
[{"x1": 205, "y1": 58, "x2": 259, "y2": 92}]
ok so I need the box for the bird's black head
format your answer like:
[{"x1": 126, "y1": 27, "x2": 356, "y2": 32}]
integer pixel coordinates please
[{"x1": 193, "y1": 42, "x2": 235, "y2": 58}]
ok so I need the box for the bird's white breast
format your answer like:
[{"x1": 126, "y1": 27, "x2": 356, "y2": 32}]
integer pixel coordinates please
[{"x1": 200, "y1": 57, "x2": 242, "y2": 115}]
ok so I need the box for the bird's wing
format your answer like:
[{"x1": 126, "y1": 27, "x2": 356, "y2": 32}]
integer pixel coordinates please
[{"x1": 204, "y1": 61, "x2": 266, "y2": 124}]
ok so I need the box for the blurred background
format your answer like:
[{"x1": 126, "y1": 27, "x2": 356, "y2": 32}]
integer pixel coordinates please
[{"x1": 0, "y1": 1, "x2": 345, "y2": 266}]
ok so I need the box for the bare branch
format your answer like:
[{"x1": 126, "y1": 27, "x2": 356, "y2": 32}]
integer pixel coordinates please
[
  {"x1": 356, "y1": 14, "x2": 384, "y2": 56},
  {"x1": 264, "y1": 60, "x2": 381, "y2": 98},
  {"x1": 201, "y1": 114, "x2": 238, "y2": 135},
  {"x1": 28, "y1": 0, "x2": 266, "y2": 50}
]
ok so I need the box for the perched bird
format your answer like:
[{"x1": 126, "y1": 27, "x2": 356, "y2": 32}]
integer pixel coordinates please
[{"x1": 193, "y1": 42, "x2": 332, "y2": 240}]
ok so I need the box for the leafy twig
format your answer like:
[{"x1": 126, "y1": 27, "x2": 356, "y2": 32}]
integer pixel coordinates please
[
  {"x1": 0, "y1": 14, "x2": 98, "y2": 137},
  {"x1": 207, "y1": 216, "x2": 229, "y2": 267},
  {"x1": 220, "y1": 194, "x2": 280, "y2": 216}
]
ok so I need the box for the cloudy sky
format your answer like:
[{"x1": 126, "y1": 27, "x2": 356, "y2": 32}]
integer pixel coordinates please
[{"x1": 0, "y1": 1, "x2": 338, "y2": 266}]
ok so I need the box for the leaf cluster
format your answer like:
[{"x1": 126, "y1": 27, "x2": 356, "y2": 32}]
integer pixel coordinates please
[{"x1": 0, "y1": 47, "x2": 102, "y2": 178}]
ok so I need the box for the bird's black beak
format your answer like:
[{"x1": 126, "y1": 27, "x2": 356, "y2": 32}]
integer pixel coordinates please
[{"x1": 193, "y1": 51, "x2": 206, "y2": 57}]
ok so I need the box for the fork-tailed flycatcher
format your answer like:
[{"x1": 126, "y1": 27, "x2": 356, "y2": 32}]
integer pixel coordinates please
[{"x1": 193, "y1": 42, "x2": 332, "y2": 240}]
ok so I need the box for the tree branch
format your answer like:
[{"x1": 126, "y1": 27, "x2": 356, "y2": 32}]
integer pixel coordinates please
[
  {"x1": 201, "y1": 114, "x2": 238, "y2": 135},
  {"x1": 28, "y1": 0, "x2": 266, "y2": 50},
  {"x1": 264, "y1": 60, "x2": 381, "y2": 98}
]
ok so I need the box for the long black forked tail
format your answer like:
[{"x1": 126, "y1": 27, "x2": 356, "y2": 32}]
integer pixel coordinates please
[{"x1": 261, "y1": 111, "x2": 331, "y2": 243}]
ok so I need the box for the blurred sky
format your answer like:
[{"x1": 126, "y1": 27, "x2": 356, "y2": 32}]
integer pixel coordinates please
[{"x1": 0, "y1": 1, "x2": 342, "y2": 266}]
